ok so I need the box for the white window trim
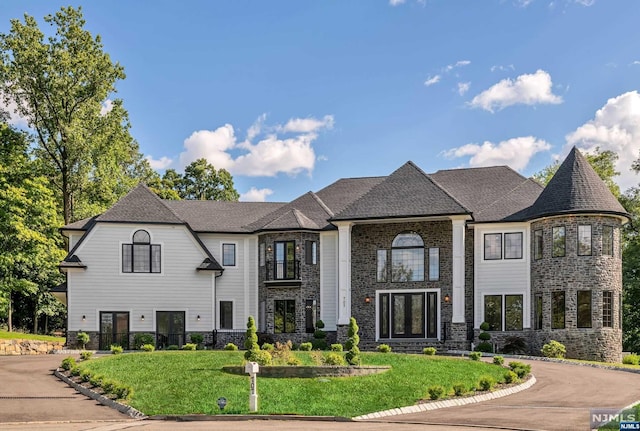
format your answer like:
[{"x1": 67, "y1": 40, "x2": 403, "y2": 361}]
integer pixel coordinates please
[
  {"x1": 220, "y1": 242, "x2": 238, "y2": 268},
  {"x1": 217, "y1": 299, "x2": 235, "y2": 331},
  {"x1": 119, "y1": 229, "x2": 165, "y2": 276},
  {"x1": 375, "y1": 288, "x2": 441, "y2": 342}
]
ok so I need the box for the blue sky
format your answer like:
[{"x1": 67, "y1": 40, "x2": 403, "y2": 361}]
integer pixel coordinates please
[{"x1": 2, "y1": 0, "x2": 640, "y2": 202}]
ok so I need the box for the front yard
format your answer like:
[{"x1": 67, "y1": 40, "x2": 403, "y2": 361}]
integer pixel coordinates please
[{"x1": 75, "y1": 351, "x2": 510, "y2": 417}]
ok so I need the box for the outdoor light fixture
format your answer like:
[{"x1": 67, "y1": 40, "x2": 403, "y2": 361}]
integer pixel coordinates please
[
  {"x1": 82, "y1": 315, "x2": 86, "y2": 321},
  {"x1": 197, "y1": 315, "x2": 201, "y2": 321},
  {"x1": 444, "y1": 294, "x2": 451, "y2": 303},
  {"x1": 364, "y1": 296, "x2": 371, "y2": 304},
  {"x1": 296, "y1": 244, "x2": 300, "y2": 251},
  {"x1": 141, "y1": 315, "x2": 145, "y2": 321},
  {"x1": 267, "y1": 245, "x2": 272, "y2": 252},
  {"x1": 217, "y1": 397, "x2": 227, "y2": 410}
]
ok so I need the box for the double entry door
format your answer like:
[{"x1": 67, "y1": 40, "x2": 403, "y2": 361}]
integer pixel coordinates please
[
  {"x1": 99, "y1": 312, "x2": 129, "y2": 350},
  {"x1": 156, "y1": 311, "x2": 185, "y2": 349}
]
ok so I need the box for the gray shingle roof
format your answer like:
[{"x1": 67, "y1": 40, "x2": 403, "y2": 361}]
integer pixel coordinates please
[
  {"x1": 315, "y1": 176, "x2": 386, "y2": 215},
  {"x1": 332, "y1": 162, "x2": 469, "y2": 221},
  {"x1": 430, "y1": 166, "x2": 543, "y2": 222},
  {"x1": 96, "y1": 184, "x2": 183, "y2": 224},
  {"x1": 518, "y1": 147, "x2": 628, "y2": 220},
  {"x1": 246, "y1": 192, "x2": 333, "y2": 231}
]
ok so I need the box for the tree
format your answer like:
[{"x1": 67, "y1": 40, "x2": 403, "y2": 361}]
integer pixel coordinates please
[
  {"x1": 0, "y1": 6, "x2": 141, "y2": 224},
  {"x1": 181, "y1": 158, "x2": 239, "y2": 201}
]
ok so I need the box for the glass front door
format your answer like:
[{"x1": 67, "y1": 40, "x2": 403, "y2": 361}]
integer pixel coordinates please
[
  {"x1": 156, "y1": 311, "x2": 185, "y2": 349},
  {"x1": 99, "y1": 312, "x2": 130, "y2": 349},
  {"x1": 378, "y1": 291, "x2": 438, "y2": 339}
]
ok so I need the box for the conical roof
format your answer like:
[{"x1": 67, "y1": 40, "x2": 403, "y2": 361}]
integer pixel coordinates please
[{"x1": 523, "y1": 147, "x2": 628, "y2": 220}]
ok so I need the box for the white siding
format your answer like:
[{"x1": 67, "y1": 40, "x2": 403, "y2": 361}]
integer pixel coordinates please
[
  {"x1": 68, "y1": 233, "x2": 82, "y2": 251},
  {"x1": 67, "y1": 223, "x2": 214, "y2": 332},
  {"x1": 473, "y1": 223, "x2": 531, "y2": 329},
  {"x1": 320, "y1": 232, "x2": 338, "y2": 330}
]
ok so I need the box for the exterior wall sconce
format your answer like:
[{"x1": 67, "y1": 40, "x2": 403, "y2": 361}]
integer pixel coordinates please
[
  {"x1": 444, "y1": 294, "x2": 451, "y2": 303},
  {"x1": 267, "y1": 245, "x2": 272, "y2": 253},
  {"x1": 197, "y1": 315, "x2": 201, "y2": 321},
  {"x1": 364, "y1": 296, "x2": 371, "y2": 304},
  {"x1": 82, "y1": 315, "x2": 86, "y2": 321},
  {"x1": 296, "y1": 244, "x2": 300, "y2": 251},
  {"x1": 141, "y1": 315, "x2": 145, "y2": 321}
]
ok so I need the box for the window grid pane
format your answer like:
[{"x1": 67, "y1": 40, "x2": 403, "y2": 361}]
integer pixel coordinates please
[
  {"x1": 220, "y1": 301, "x2": 233, "y2": 329},
  {"x1": 151, "y1": 245, "x2": 161, "y2": 273},
  {"x1": 391, "y1": 248, "x2": 424, "y2": 282},
  {"x1": 505, "y1": 295, "x2": 523, "y2": 330},
  {"x1": 534, "y1": 230, "x2": 543, "y2": 260},
  {"x1": 603, "y1": 291, "x2": 613, "y2": 328},
  {"x1": 535, "y1": 294, "x2": 543, "y2": 330},
  {"x1": 122, "y1": 244, "x2": 132, "y2": 273},
  {"x1": 552, "y1": 227, "x2": 566, "y2": 258},
  {"x1": 552, "y1": 292, "x2": 565, "y2": 329},
  {"x1": 259, "y1": 243, "x2": 265, "y2": 267},
  {"x1": 133, "y1": 244, "x2": 151, "y2": 272},
  {"x1": 484, "y1": 295, "x2": 502, "y2": 331},
  {"x1": 578, "y1": 225, "x2": 592, "y2": 256},
  {"x1": 484, "y1": 234, "x2": 502, "y2": 260},
  {"x1": 504, "y1": 233, "x2": 523, "y2": 259},
  {"x1": 428, "y1": 248, "x2": 439, "y2": 281},
  {"x1": 222, "y1": 244, "x2": 236, "y2": 266},
  {"x1": 603, "y1": 226, "x2": 614, "y2": 256},
  {"x1": 577, "y1": 290, "x2": 592, "y2": 328},
  {"x1": 377, "y1": 250, "x2": 387, "y2": 282}
]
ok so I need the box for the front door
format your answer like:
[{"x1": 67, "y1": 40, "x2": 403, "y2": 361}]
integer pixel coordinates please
[
  {"x1": 100, "y1": 312, "x2": 130, "y2": 349},
  {"x1": 378, "y1": 291, "x2": 438, "y2": 339},
  {"x1": 156, "y1": 311, "x2": 185, "y2": 349}
]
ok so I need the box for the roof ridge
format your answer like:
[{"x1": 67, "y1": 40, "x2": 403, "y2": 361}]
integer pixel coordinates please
[
  {"x1": 309, "y1": 191, "x2": 334, "y2": 217},
  {"x1": 292, "y1": 208, "x2": 304, "y2": 227},
  {"x1": 475, "y1": 177, "x2": 543, "y2": 216},
  {"x1": 403, "y1": 161, "x2": 470, "y2": 212}
]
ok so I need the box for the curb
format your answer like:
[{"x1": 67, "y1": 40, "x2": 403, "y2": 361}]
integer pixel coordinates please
[
  {"x1": 148, "y1": 414, "x2": 352, "y2": 422},
  {"x1": 54, "y1": 368, "x2": 146, "y2": 419},
  {"x1": 352, "y1": 374, "x2": 537, "y2": 421}
]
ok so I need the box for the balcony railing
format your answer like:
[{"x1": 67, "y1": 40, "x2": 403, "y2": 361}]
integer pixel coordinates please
[
  {"x1": 266, "y1": 259, "x2": 300, "y2": 281},
  {"x1": 99, "y1": 332, "x2": 129, "y2": 350},
  {"x1": 156, "y1": 333, "x2": 185, "y2": 350}
]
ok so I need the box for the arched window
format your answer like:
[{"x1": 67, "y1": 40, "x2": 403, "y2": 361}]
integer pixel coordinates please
[
  {"x1": 391, "y1": 232, "x2": 424, "y2": 282},
  {"x1": 122, "y1": 230, "x2": 161, "y2": 273}
]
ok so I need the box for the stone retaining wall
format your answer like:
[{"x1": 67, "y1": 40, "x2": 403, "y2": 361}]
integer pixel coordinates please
[
  {"x1": 222, "y1": 365, "x2": 391, "y2": 378},
  {"x1": 0, "y1": 339, "x2": 65, "y2": 355}
]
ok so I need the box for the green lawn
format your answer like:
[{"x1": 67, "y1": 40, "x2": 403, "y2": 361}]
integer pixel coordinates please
[
  {"x1": 598, "y1": 403, "x2": 640, "y2": 430},
  {"x1": 0, "y1": 330, "x2": 65, "y2": 343},
  {"x1": 76, "y1": 351, "x2": 509, "y2": 417}
]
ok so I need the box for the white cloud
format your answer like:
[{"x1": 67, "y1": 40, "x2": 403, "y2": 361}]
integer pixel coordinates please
[
  {"x1": 490, "y1": 64, "x2": 515, "y2": 72},
  {"x1": 458, "y1": 82, "x2": 471, "y2": 96},
  {"x1": 146, "y1": 155, "x2": 173, "y2": 170},
  {"x1": 468, "y1": 69, "x2": 563, "y2": 112},
  {"x1": 574, "y1": 0, "x2": 595, "y2": 6},
  {"x1": 424, "y1": 75, "x2": 441, "y2": 86},
  {"x1": 631, "y1": 61, "x2": 640, "y2": 66},
  {"x1": 389, "y1": 0, "x2": 405, "y2": 5},
  {"x1": 100, "y1": 99, "x2": 114, "y2": 116},
  {"x1": 240, "y1": 187, "x2": 274, "y2": 202},
  {"x1": 443, "y1": 136, "x2": 551, "y2": 171},
  {"x1": 0, "y1": 94, "x2": 28, "y2": 128},
  {"x1": 280, "y1": 115, "x2": 334, "y2": 133},
  {"x1": 176, "y1": 114, "x2": 333, "y2": 178},
  {"x1": 565, "y1": 91, "x2": 640, "y2": 190},
  {"x1": 444, "y1": 60, "x2": 471, "y2": 72}
]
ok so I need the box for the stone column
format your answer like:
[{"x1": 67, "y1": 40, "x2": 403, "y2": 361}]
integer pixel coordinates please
[{"x1": 336, "y1": 222, "x2": 352, "y2": 325}]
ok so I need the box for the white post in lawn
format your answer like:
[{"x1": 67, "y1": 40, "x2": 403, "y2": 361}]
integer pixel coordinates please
[{"x1": 245, "y1": 361, "x2": 259, "y2": 412}]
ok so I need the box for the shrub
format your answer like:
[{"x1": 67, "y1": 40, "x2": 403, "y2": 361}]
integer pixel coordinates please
[
  {"x1": 70, "y1": 366, "x2": 81, "y2": 377},
  {"x1": 77, "y1": 332, "x2": 90, "y2": 349},
  {"x1": 313, "y1": 329, "x2": 327, "y2": 339},
  {"x1": 469, "y1": 351, "x2": 482, "y2": 361},
  {"x1": 502, "y1": 336, "x2": 528, "y2": 355},
  {"x1": 493, "y1": 356, "x2": 504, "y2": 366},
  {"x1": 110, "y1": 345, "x2": 123, "y2": 355},
  {"x1": 299, "y1": 342, "x2": 313, "y2": 351},
  {"x1": 310, "y1": 351, "x2": 323, "y2": 365},
  {"x1": 89, "y1": 374, "x2": 104, "y2": 387},
  {"x1": 261, "y1": 343, "x2": 275, "y2": 352},
  {"x1": 345, "y1": 317, "x2": 361, "y2": 366},
  {"x1": 541, "y1": 340, "x2": 566, "y2": 359},
  {"x1": 323, "y1": 352, "x2": 346, "y2": 366},
  {"x1": 479, "y1": 322, "x2": 490, "y2": 331},
  {"x1": 245, "y1": 349, "x2": 272, "y2": 366},
  {"x1": 423, "y1": 347, "x2": 437, "y2": 356},
  {"x1": 622, "y1": 354, "x2": 640, "y2": 365},
  {"x1": 377, "y1": 344, "x2": 392, "y2": 353},
  {"x1": 271, "y1": 341, "x2": 295, "y2": 365},
  {"x1": 141, "y1": 344, "x2": 155, "y2": 352},
  {"x1": 476, "y1": 342, "x2": 493, "y2": 353},
  {"x1": 102, "y1": 379, "x2": 116, "y2": 394},
  {"x1": 316, "y1": 320, "x2": 325, "y2": 329},
  {"x1": 182, "y1": 343, "x2": 197, "y2": 351},
  {"x1": 114, "y1": 384, "x2": 133, "y2": 400},
  {"x1": 80, "y1": 351, "x2": 93, "y2": 361},
  {"x1": 477, "y1": 375, "x2": 496, "y2": 391},
  {"x1": 190, "y1": 333, "x2": 204, "y2": 345},
  {"x1": 427, "y1": 385, "x2": 445, "y2": 400},
  {"x1": 61, "y1": 356, "x2": 76, "y2": 371},
  {"x1": 224, "y1": 343, "x2": 238, "y2": 351},
  {"x1": 257, "y1": 333, "x2": 274, "y2": 347},
  {"x1": 504, "y1": 370, "x2": 519, "y2": 384},
  {"x1": 331, "y1": 344, "x2": 343, "y2": 352},
  {"x1": 509, "y1": 361, "x2": 531, "y2": 378},
  {"x1": 133, "y1": 333, "x2": 155, "y2": 350},
  {"x1": 311, "y1": 339, "x2": 328, "y2": 350},
  {"x1": 478, "y1": 332, "x2": 491, "y2": 341},
  {"x1": 286, "y1": 356, "x2": 301, "y2": 366},
  {"x1": 452, "y1": 383, "x2": 466, "y2": 396},
  {"x1": 80, "y1": 369, "x2": 92, "y2": 382},
  {"x1": 244, "y1": 316, "x2": 260, "y2": 360},
  {"x1": 166, "y1": 345, "x2": 179, "y2": 350}
]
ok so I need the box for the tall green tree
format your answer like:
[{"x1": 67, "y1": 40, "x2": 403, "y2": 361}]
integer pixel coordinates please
[
  {"x1": 181, "y1": 158, "x2": 239, "y2": 201},
  {"x1": 0, "y1": 6, "x2": 141, "y2": 223}
]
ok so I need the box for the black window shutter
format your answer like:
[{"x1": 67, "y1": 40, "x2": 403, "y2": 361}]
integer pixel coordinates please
[{"x1": 305, "y1": 240, "x2": 312, "y2": 264}]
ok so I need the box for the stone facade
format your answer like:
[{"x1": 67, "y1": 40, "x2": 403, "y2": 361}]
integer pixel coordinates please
[
  {"x1": 0, "y1": 339, "x2": 65, "y2": 355},
  {"x1": 529, "y1": 215, "x2": 624, "y2": 362}
]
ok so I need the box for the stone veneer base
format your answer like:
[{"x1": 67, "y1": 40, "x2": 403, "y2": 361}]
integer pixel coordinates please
[{"x1": 222, "y1": 365, "x2": 391, "y2": 378}]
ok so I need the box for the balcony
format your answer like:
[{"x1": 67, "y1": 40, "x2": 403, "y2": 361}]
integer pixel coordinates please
[{"x1": 265, "y1": 259, "x2": 301, "y2": 287}]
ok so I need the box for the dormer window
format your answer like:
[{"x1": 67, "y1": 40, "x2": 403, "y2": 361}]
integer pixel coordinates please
[{"x1": 122, "y1": 230, "x2": 161, "y2": 273}]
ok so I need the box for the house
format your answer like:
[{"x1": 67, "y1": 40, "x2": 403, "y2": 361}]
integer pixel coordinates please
[{"x1": 55, "y1": 147, "x2": 628, "y2": 361}]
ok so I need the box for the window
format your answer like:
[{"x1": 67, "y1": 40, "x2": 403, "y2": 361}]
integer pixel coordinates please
[
  {"x1": 504, "y1": 233, "x2": 523, "y2": 259},
  {"x1": 534, "y1": 230, "x2": 543, "y2": 260},
  {"x1": 99, "y1": 312, "x2": 129, "y2": 350},
  {"x1": 156, "y1": 311, "x2": 185, "y2": 349},
  {"x1": 274, "y1": 300, "x2": 295, "y2": 333},
  {"x1": 222, "y1": 243, "x2": 236, "y2": 266},
  {"x1": 428, "y1": 248, "x2": 439, "y2": 281},
  {"x1": 377, "y1": 250, "x2": 388, "y2": 282},
  {"x1": 603, "y1": 226, "x2": 614, "y2": 256},
  {"x1": 552, "y1": 226, "x2": 566, "y2": 257},
  {"x1": 259, "y1": 243, "x2": 265, "y2": 267},
  {"x1": 578, "y1": 225, "x2": 592, "y2": 256},
  {"x1": 378, "y1": 291, "x2": 437, "y2": 339},
  {"x1": 220, "y1": 301, "x2": 233, "y2": 329},
  {"x1": 305, "y1": 300, "x2": 316, "y2": 333},
  {"x1": 484, "y1": 234, "x2": 502, "y2": 260},
  {"x1": 274, "y1": 241, "x2": 296, "y2": 280},
  {"x1": 535, "y1": 294, "x2": 543, "y2": 330},
  {"x1": 391, "y1": 232, "x2": 424, "y2": 282},
  {"x1": 577, "y1": 291, "x2": 592, "y2": 328},
  {"x1": 603, "y1": 291, "x2": 613, "y2": 328},
  {"x1": 552, "y1": 291, "x2": 565, "y2": 329},
  {"x1": 483, "y1": 294, "x2": 523, "y2": 331},
  {"x1": 305, "y1": 240, "x2": 317, "y2": 265},
  {"x1": 122, "y1": 230, "x2": 161, "y2": 273}
]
